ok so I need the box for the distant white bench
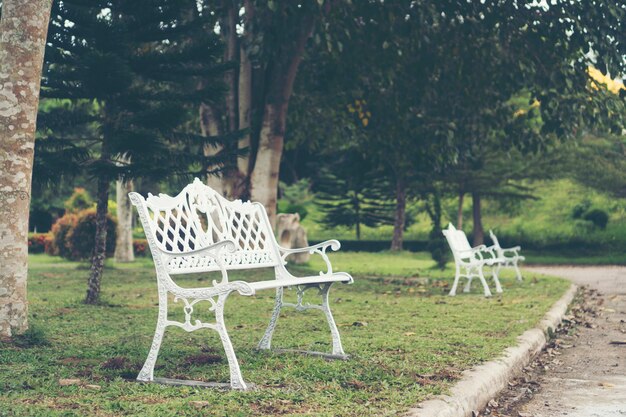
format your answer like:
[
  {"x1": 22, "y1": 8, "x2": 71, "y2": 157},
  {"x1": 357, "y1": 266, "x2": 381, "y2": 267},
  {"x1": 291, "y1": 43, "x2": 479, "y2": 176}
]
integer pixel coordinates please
[
  {"x1": 130, "y1": 178, "x2": 353, "y2": 390},
  {"x1": 489, "y1": 230, "x2": 525, "y2": 281},
  {"x1": 442, "y1": 223, "x2": 503, "y2": 297}
]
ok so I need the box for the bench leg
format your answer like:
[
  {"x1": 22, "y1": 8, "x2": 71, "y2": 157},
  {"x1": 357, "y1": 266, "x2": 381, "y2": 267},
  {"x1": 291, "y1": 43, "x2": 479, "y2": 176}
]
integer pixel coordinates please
[
  {"x1": 492, "y1": 265, "x2": 503, "y2": 293},
  {"x1": 138, "y1": 287, "x2": 168, "y2": 382},
  {"x1": 320, "y1": 283, "x2": 345, "y2": 356},
  {"x1": 257, "y1": 287, "x2": 283, "y2": 351},
  {"x1": 478, "y1": 266, "x2": 492, "y2": 297},
  {"x1": 513, "y1": 261, "x2": 523, "y2": 281},
  {"x1": 463, "y1": 275, "x2": 473, "y2": 293},
  {"x1": 215, "y1": 292, "x2": 248, "y2": 390},
  {"x1": 449, "y1": 264, "x2": 461, "y2": 296}
]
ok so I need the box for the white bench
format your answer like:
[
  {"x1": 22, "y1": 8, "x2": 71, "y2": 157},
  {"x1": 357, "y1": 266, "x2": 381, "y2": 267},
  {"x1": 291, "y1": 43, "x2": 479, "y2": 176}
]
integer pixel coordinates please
[
  {"x1": 489, "y1": 230, "x2": 525, "y2": 281},
  {"x1": 129, "y1": 178, "x2": 353, "y2": 390},
  {"x1": 442, "y1": 223, "x2": 502, "y2": 297}
]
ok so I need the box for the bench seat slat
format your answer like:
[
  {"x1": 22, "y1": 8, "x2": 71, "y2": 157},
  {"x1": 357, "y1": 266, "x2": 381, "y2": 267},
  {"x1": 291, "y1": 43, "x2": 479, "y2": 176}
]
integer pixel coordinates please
[{"x1": 248, "y1": 273, "x2": 352, "y2": 291}]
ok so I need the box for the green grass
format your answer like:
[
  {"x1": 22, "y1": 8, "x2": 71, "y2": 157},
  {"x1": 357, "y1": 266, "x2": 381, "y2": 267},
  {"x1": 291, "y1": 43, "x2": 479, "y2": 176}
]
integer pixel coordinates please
[{"x1": 0, "y1": 253, "x2": 570, "y2": 417}]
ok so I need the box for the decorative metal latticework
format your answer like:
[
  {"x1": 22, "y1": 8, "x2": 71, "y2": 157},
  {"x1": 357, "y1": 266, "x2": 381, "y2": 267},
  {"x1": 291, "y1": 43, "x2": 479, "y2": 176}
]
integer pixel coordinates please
[{"x1": 129, "y1": 178, "x2": 353, "y2": 390}]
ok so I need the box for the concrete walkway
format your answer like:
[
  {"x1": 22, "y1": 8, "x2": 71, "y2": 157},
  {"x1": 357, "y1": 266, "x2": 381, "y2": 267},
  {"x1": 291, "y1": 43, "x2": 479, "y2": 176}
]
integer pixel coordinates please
[{"x1": 511, "y1": 266, "x2": 626, "y2": 417}]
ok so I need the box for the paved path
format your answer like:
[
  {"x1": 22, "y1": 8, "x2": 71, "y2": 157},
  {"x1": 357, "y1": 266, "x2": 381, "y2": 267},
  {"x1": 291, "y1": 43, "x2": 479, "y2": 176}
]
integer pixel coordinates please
[{"x1": 510, "y1": 266, "x2": 626, "y2": 417}]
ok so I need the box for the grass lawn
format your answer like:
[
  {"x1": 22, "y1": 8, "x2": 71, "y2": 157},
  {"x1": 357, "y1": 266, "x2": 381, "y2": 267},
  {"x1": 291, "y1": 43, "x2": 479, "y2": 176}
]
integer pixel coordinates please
[{"x1": 0, "y1": 253, "x2": 570, "y2": 417}]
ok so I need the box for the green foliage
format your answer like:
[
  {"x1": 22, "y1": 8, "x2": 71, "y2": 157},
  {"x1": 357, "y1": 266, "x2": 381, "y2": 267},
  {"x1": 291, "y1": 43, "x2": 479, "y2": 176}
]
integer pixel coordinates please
[
  {"x1": 67, "y1": 210, "x2": 117, "y2": 261},
  {"x1": 278, "y1": 179, "x2": 312, "y2": 220},
  {"x1": 423, "y1": 190, "x2": 449, "y2": 269},
  {"x1": 571, "y1": 200, "x2": 592, "y2": 219},
  {"x1": 582, "y1": 209, "x2": 609, "y2": 230},
  {"x1": 37, "y1": 0, "x2": 235, "y2": 184},
  {"x1": 314, "y1": 154, "x2": 394, "y2": 240},
  {"x1": 64, "y1": 187, "x2": 94, "y2": 213},
  {"x1": 48, "y1": 213, "x2": 78, "y2": 258}
]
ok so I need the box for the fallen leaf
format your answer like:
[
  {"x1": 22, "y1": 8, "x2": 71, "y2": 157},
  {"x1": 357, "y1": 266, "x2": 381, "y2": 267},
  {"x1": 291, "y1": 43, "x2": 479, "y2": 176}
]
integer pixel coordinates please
[
  {"x1": 404, "y1": 332, "x2": 416, "y2": 336},
  {"x1": 84, "y1": 384, "x2": 101, "y2": 390},
  {"x1": 59, "y1": 378, "x2": 81, "y2": 386},
  {"x1": 190, "y1": 401, "x2": 210, "y2": 408},
  {"x1": 599, "y1": 382, "x2": 615, "y2": 388}
]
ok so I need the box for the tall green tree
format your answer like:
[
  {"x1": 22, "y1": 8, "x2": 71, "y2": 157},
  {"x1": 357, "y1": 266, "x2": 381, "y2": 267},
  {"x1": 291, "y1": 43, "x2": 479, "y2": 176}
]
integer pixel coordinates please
[
  {"x1": 314, "y1": 153, "x2": 394, "y2": 240},
  {"x1": 40, "y1": 0, "x2": 233, "y2": 304}
]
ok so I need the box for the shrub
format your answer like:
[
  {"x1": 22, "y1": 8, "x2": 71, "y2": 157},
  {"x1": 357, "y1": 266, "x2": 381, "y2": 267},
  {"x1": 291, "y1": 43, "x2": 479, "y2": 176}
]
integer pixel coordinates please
[
  {"x1": 28, "y1": 233, "x2": 51, "y2": 254},
  {"x1": 48, "y1": 213, "x2": 78, "y2": 257},
  {"x1": 64, "y1": 187, "x2": 94, "y2": 213},
  {"x1": 133, "y1": 239, "x2": 149, "y2": 257},
  {"x1": 583, "y1": 208, "x2": 609, "y2": 230},
  {"x1": 571, "y1": 199, "x2": 591, "y2": 219},
  {"x1": 280, "y1": 203, "x2": 309, "y2": 221},
  {"x1": 66, "y1": 209, "x2": 117, "y2": 260},
  {"x1": 427, "y1": 227, "x2": 449, "y2": 269}
]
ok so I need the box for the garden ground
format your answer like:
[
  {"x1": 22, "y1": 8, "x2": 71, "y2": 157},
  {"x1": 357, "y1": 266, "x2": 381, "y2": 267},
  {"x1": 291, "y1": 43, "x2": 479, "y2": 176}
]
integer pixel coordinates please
[{"x1": 0, "y1": 253, "x2": 570, "y2": 417}]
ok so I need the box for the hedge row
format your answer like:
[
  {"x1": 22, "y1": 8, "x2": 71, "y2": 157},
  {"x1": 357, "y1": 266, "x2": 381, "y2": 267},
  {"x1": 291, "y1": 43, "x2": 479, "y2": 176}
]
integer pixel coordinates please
[{"x1": 28, "y1": 233, "x2": 149, "y2": 258}]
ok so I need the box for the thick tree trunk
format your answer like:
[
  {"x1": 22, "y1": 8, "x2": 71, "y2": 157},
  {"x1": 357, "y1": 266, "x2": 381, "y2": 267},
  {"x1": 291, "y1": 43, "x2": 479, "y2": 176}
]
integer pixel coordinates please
[
  {"x1": 249, "y1": 15, "x2": 315, "y2": 227},
  {"x1": 250, "y1": 103, "x2": 287, "y2": 227},
  {"x1": 85, "y1": 177, "x2": 110, "y2": 304},
  {"x1": 457, "y1": 191, "x2": 464, "y2": 229},
  {"x1": 114, "y1": 179, "x2": 134, "y2": 263},
  {"x1": 0, "y1": 0, "x2": 53, "y2": 338},
  {"x1": 390, "y1": 177, "x2": 406, "y2": 251},
  {"x1": 472, "y1": 192, "x2": 484, "y2": 246}
]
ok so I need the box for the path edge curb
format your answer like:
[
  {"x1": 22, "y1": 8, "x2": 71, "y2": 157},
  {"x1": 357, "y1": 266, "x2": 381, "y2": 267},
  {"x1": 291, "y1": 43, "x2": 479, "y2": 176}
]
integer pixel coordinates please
[{"x1": 405, "y1": 283, "x2": 579, "y2": 417}]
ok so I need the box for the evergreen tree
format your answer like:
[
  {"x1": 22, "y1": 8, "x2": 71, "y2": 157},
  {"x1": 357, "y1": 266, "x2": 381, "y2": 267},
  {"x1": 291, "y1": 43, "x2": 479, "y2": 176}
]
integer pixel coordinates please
[
  {"x1": 39, "y1": 0, "x2": 235, "y2": 304},
  {"x1": 314, "y1": 153, "x2": 394, "y2": 240}
]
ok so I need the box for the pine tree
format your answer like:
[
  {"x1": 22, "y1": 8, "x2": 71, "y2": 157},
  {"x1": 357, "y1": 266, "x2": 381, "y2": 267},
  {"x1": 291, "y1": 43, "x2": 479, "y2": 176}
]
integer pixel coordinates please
[
  {"x1": 39, "y1": 0, "x2": 236, "y2": 304},
  {"x1": 314, "y1": 153, "x2": 394, "y2": 240}
]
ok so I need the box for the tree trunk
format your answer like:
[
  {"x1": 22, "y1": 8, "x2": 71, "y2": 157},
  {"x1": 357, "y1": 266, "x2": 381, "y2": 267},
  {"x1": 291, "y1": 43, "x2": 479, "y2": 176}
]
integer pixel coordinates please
[
  {"x1": 85, "y1": 177, "x2": 110, "y2": 304},
  {"x1": 200, "y1": 102, "x2": 227, "y2": 195},
  {"x1": 472, "y1": 192, "x2": 484, "y2": 246},
  {"x1": 249, "y1": 14, "x2": 315, "y2": 227},
  {"x1": 250, "y1": 103, "x2": 287, "y2": 227},
  {"x1": 390, "y1": 177, "x2": 406, "y2": 251},
  {"x1": 457, "y1": 191, "x2": 464, "y2": 229},
  {"x1": 0, "y1": 0, "x2": 53, "y2": 338},
  {"x1": 114, "y1": 179, "x2": 134, "y2": 263},
  {"x1": 237, "y1": 44, "x2": 252, "y2": 181}
]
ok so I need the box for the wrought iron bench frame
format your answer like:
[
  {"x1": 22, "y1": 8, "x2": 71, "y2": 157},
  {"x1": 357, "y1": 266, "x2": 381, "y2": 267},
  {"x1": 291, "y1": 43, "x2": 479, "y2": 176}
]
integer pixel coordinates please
[
  {"x1": 442, "y1": 223, "x2": 503, "y2": 297},
  {"x1": 489, "y1": 230, "x2": 525, "y2": 282},
  {"x1": 130, "y1": 178, "x2": 353, "y2": 390}
]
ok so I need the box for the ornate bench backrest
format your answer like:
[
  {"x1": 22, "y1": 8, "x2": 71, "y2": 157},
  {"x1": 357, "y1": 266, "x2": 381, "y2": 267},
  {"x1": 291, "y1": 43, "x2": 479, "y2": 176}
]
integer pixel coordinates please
[
  {"x1": 488, "y1": 230, "x2": 504, "y2": 257},
  {"x1": 442, "y1": 223, "x2": 472, "y2": 255},
  {"x1": 130, "y1": 178, "x2": 280, "y2": 275}
]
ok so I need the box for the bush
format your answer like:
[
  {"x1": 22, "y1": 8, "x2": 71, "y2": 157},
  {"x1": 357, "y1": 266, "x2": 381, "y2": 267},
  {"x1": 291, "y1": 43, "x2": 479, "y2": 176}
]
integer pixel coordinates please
[
  {"x1": 427, "y1": 227, "x2": 449, "y2": 269},
  {"x1": 583, "y1": 208, "x2": 609, "y2": 230},
  {"x1": 28, "y1": 233, "x2": 51, "y2": 254},
  {"x1": 280, "y1": 203, "x2": 309, "y2": 221},
  {"x1": 48, "y1": 213, "x2": 78, "y2": 258},
  {"x1": 133, "y1": 239, "x2": 148, "y2": 257},
  {"x1": 64, "y1": 187, "x2": 94, "y2": 213},
  {"x1": 66, "y1": 209, "x2": 117, "y2": 260}
]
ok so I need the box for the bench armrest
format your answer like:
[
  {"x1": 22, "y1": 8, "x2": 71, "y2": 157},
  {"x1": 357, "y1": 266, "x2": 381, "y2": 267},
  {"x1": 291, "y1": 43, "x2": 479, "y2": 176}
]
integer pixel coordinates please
[
  {"x1": 159, "y1": 240, "x2": 237, "y2": 286},
  {"x1": 502, "y1": 245, "x2": 521, "y2": 253},
  {"x1": 279, "y1": 240, "x2": 341, "y2": 275},
  {"x1": 457, "y1": 246, "x2": 485, "y2": 262}
]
